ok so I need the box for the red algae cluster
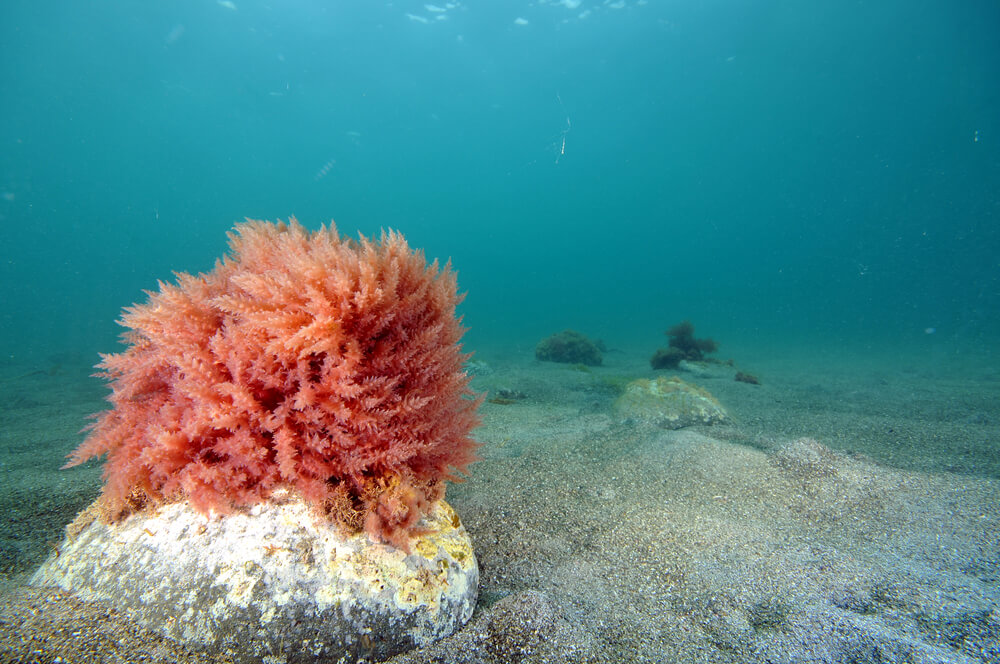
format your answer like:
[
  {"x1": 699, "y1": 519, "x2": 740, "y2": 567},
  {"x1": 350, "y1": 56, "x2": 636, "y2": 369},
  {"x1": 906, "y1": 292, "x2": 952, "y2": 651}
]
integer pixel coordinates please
[{"x1": 65, "y1": 218, "x2": 482, "y2": 549}]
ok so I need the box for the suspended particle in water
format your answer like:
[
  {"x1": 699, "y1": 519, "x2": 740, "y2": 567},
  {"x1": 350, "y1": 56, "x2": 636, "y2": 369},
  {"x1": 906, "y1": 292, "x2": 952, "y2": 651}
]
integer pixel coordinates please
[{"x1": 313, "y1": 158, "x2": 336, "y2": 182}]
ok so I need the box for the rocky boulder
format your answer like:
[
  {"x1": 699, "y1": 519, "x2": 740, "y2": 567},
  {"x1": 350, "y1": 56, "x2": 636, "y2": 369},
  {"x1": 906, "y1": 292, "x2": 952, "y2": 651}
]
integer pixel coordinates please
[
  {"x1": 31, "y1": 493, "x2": 478, "y2": 664},
  {"x1": 613, "y1": 376, "x2": 728, "y2": 429}
]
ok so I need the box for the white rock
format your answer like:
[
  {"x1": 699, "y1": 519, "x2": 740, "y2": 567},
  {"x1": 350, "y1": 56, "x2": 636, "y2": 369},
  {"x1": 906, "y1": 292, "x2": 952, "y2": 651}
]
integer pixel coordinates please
[
  {"x1": 32, "y1": 494, "x2": 478, "y2": 663},
  {"x1": 613, "y1": 376, "x2": 728, "y2": 429}
]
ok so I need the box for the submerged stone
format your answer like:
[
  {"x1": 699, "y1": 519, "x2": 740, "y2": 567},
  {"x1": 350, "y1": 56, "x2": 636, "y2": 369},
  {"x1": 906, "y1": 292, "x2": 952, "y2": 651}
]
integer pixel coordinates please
[
  {"x1": 31, "y1": 493, "x2": 478, "y2": 664},
  {"x1": 613, "y1": 376, "x2": 728, "y2": 429}
]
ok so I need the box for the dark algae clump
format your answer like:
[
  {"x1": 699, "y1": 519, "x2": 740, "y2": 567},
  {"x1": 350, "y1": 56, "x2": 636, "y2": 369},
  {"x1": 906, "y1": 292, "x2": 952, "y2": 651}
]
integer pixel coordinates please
[
  {"x1": 535, "y1": 330, "x2": 603, "y2": 366},
  {"x1": 650, "y1": 321, "x2": 718, "y2": 370}
]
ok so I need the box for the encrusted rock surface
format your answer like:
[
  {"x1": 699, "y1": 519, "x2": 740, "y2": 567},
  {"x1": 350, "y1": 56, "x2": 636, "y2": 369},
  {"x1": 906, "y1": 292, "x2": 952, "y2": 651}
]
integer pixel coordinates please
[
  {"x1": 613, "y1": 376, "x2": 728, "y2": 428},
  {"x1": 31, "y1": 494, "x2": 478, "y2": 664}
]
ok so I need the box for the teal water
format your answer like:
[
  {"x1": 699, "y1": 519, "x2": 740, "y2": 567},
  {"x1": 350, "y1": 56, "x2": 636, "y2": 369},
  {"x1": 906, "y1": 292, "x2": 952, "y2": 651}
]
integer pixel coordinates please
[
  {"x1": 1, "y1": 0, "x2": 998, "y2": 362},
  {"x1": 2, "y1": 5, "x2": 1000, "y2": 659}
]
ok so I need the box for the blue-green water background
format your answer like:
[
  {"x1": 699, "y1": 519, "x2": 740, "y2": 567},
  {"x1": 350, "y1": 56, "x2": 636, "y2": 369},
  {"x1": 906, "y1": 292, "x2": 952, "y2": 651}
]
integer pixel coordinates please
[{"x1": 2, "y1": 0, "x2": 998, "y2": 365}]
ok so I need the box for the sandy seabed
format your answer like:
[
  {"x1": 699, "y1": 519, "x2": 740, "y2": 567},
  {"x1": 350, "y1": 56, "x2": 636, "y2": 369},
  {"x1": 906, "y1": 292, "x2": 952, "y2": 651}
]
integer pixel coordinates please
[{"x1": 1, "y1": 346, "x2": 998, "y2": 664}]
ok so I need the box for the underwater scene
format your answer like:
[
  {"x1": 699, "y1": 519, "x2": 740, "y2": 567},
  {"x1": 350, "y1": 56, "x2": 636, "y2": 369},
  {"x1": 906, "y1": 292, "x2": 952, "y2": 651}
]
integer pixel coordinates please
[{"x1": 1, "y1": 0, "x2": 998, "y2": 662}]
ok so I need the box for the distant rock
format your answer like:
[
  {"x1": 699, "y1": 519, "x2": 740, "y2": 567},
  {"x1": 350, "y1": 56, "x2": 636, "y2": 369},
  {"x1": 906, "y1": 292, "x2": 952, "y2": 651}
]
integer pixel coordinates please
[
  {"x1": 613, "y1": 376, "x2": 728, "y2": 429},
  {"x1": 679, "y1": 360, "x2": 731, "y2": 379},
  {"x1": 535, "y1": 330, "x2": 603, "y2": 366},
  {"x1": 465, "y1": 359, "x2": 494, "y2": 376},
  {"x1": 31, "y1": 493, "x2": 478, "y2": 664}
]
